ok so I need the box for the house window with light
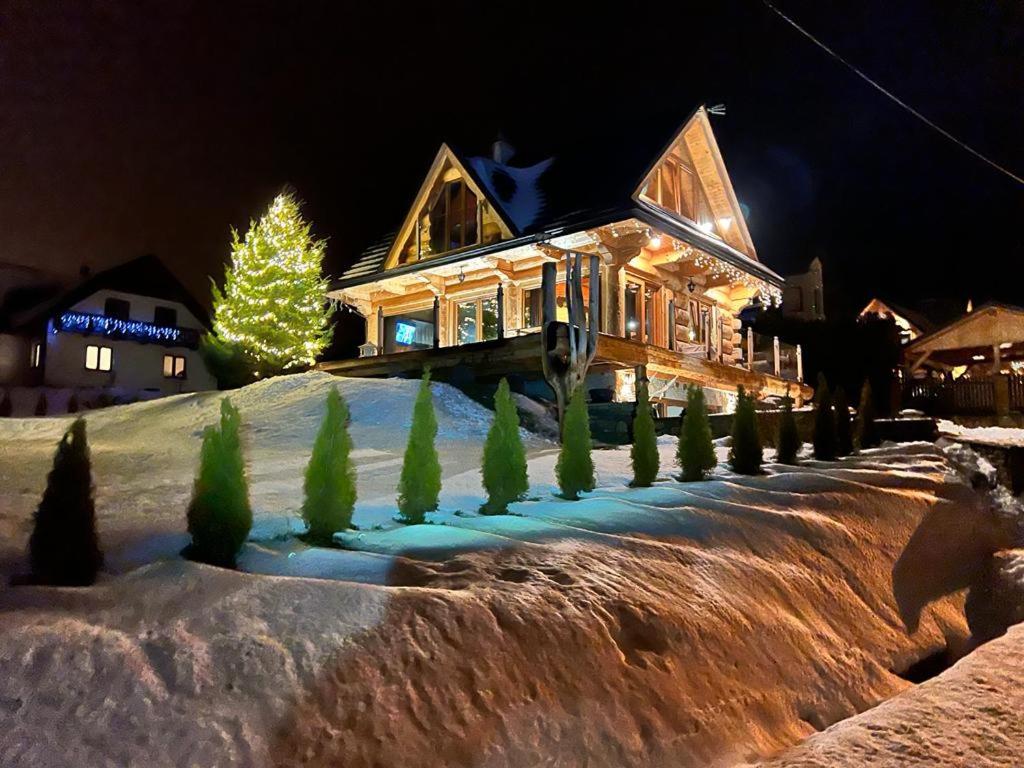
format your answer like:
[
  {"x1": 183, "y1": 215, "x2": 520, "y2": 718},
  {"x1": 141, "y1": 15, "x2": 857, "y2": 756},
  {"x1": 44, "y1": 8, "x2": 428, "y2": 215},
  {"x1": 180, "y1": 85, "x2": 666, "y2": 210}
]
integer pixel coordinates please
[
  {"x1": 85, "y1": 345, "x2": 112, "y2": 371},
  {"x1": 163, "y1": 354, "x2": 187, "y2": 379},
  {"x1": 455, "y1": 296, "x2": 498, "y2": 344},
  {"x1": 29, "y1": 342, "x2": 42, "y2": 368}
]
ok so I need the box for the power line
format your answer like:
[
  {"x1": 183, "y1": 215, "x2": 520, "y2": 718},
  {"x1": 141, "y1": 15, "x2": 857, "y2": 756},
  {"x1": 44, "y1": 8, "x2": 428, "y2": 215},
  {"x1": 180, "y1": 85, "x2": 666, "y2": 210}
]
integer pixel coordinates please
[{"x1": 761, "y1": 0, "x2": 1024, "y2": 187}]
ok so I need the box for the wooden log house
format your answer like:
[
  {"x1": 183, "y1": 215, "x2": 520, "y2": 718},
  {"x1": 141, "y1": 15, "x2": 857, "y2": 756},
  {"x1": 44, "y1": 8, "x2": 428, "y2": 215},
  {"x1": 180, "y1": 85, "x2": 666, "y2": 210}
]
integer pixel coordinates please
[{"x1": 324, "y1": 106, "x2": 812, "y2": 411}]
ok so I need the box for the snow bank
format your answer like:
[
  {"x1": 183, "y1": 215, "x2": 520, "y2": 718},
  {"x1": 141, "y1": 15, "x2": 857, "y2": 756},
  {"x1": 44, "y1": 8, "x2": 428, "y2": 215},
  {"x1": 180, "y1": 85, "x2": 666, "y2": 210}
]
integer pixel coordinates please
[
  {"x1": 937, "y1": 418, "x2": 1024, "y2": 447},
  {"x1": 755, "y1": 623, "x2": 1024, "y2": 767},
  {"x1": 0, "y1": 442, "x2": 979, "y2": 767}
]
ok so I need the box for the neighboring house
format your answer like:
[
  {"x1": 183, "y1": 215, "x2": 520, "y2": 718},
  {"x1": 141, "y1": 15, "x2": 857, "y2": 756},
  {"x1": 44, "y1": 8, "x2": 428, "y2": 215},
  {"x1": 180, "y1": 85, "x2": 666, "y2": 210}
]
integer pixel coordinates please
[
  {"x1": 326, "y1": 105, "x2": 811, "y2": 411},
  {"x1": 859, "y1": 297, "x2": 968, "y2": 346},
  {"x1": 782, "y1": 257, "x2": 825, "y2": 321},
  {"x1": 903, "y1": 302, "x2": 1024, "y2": 378},
  {"x1": 0, "y1": 254, "x2": 216, "y2": 398}
]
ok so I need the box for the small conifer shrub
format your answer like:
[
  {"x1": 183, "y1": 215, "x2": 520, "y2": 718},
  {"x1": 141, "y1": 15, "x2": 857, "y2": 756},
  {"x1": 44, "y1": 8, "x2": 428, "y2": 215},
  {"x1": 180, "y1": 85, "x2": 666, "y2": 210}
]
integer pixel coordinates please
[
  {"x1": 855, "y1": 379, "x2": 881, "y2": 449},
  {"x1": 481, "y1": 378, "x2": 529, "y2": 514},
  {"x1": 812, "y1": 375, "x2": 838, "y2": 461},
  {"x1": 67, "y1": 391, "x2": 79, "y2": 414},
  {"x1": 0, "y1": 389, "x2": 11, "y2": 417},
  {"x1": 630, "y1": 379, "x2": 659, "y2": 487},
  {"x1": 185, "y1": 398, "x2": 251, "y2": 567},
  {"x1": 397, "y1": 369, "x2": 441, "y2": 523},
  {"x1": 729, "y1": 386, "x2": 763, "y2": 475},
  {"x1": 834, "y1": 386, "x2": 854, "y2": 457},
  {"x1": 34, "y1": 392, "x2": 47, "y2": 417},
  {"x1": 556, "y1": 386, "x2": 595, "y2": 500},
  {"x1": 28, "y1": 418, "x2": 103, "y2": 585},
  {"x1": 677, "y1": 385, "x2": 717, "y2": 481},
  {"x1": 775, "y1": 389, "x2": 801, "y2": 465},
  {"x1": 302, "y1": 387, "x2": 357, "y2": 544}
]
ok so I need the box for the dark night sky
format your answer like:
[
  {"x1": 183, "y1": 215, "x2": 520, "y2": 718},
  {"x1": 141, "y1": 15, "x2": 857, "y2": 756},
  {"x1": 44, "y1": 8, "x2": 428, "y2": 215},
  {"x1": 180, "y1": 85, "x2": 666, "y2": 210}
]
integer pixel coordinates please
[{"x1": 1, "y1": 0, "x2": 1021, "y2": 319}]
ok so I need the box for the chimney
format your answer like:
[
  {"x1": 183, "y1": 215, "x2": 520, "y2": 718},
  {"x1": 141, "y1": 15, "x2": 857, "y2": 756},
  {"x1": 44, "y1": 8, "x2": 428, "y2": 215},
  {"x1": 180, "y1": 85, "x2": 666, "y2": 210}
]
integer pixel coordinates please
[{"x1": 492, "y1": 135, "x2": 515, "y2": 165}]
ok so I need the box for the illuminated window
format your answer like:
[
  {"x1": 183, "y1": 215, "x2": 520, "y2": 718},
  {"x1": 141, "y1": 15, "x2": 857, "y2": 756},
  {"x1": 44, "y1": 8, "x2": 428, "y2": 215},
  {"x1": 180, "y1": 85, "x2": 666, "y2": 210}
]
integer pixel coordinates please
[
  {"x1": 429, "y1": 180, "x2": 478, "y2": 254},
  {"x1": 29, "y1": 342, "x2": 42, "y2": 368},
  {"x1": 522, "y1": 288, "x2": 543, "y2": 328},
  {"x1": 455, "y1": 296, "x2": 498, "y2": 344},
  {"x1": 85, "y1": 345, "x2": 112, "y2": 371},
  {"x1": 163, "y1": 354, "x2": 186, "y2": 379}
]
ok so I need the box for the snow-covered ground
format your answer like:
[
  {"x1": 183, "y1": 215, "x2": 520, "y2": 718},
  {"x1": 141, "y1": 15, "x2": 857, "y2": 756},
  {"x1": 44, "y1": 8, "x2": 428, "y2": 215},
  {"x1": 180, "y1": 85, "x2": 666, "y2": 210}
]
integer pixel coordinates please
[
  {"x1": 0, "y1": 374, "x2": 1019, "y2": 766},
  {"x1": 937, "y1": 419, "x2": 1024, "y2": 447}
]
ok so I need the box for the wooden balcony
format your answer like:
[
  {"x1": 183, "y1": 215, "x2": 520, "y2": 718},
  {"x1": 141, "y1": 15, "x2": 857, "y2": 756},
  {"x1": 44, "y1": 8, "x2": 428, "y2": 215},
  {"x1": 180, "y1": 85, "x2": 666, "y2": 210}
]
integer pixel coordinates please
[{"x1": 318, "y1": 331, "x2": 811, "y2": 401}]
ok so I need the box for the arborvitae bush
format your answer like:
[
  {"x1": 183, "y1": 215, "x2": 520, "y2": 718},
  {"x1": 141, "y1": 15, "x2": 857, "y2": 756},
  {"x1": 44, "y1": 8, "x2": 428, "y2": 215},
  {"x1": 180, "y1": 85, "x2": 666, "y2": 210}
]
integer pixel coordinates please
[
  {"x1": 34, "y1": 392, "x2": 47, "y2": 417},
  {"x1": 834, "y1": 386, "x2": 854, "y2": 457},
  {"x1": 301, "y1": 387, "x2": 356, "y2": 544},
  {"x1": 729, "y1": 386, "x2": 763, "y2": 475},
  {"x1": 812, "y1": 375, "x2": 838, "y2": 461},
  {"x1": 481, "y1": 378, "x2": 529, "y2": 514},
  {"x1": 556, "y1": 386, "x2": 595, "y2": 500},
  {"x1": 28, "y1": 418, "x2": 103, "y2": 585},
  {"x1": 0, "y1": 390, "x2": 11, "y2": 417},
  {"x1": 677, "y1": 385, "x2": 717, "y2": 481},
  {"x1": 67, "y1": 392, "x2": 79, "y2": 414},
  {"x1": 185, "y1": 398, "x2": 251, "y2": 567},
  {"x1": 776, "y1": 390, "x2": 801, "y2": 465},
  {"x1": 855, "y1": 379, "x2": 880, "y2": 449},
  {"x1": 397, "y1": 369, "x2": 441, "y2": 523},
  {"x1": 630, "y1": 379, "x2": 659, "y2": 487}
]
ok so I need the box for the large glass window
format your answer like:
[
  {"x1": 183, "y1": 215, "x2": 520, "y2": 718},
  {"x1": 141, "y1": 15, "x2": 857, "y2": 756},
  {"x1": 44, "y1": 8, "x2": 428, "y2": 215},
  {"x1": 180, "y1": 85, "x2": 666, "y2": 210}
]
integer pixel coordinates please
[
  {"x1": 456, "y1": 296, "x2": 499, "y2": 344},
  {"x1": 384, "y1": 308, "x2": 435, "y2": 353},
  {"x1": 85, "y1": 344, "x2": 112, "y2": 371},
  {"x1": 522, "y1": 288, "x2": 543, "y2": 328},
  {"x1": 625, "y1": 283, "x2": 641, "y2": 341},
  {"x1": 429, "y1": 180, "x2": 478, "y2": 254}
]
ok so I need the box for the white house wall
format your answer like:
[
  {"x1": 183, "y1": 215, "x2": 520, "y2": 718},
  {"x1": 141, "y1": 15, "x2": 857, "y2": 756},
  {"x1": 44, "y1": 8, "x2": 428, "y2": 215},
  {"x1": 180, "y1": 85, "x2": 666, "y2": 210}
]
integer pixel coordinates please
[{"x1": 42, "y1": 288, "x2": 216, "y2": 394}]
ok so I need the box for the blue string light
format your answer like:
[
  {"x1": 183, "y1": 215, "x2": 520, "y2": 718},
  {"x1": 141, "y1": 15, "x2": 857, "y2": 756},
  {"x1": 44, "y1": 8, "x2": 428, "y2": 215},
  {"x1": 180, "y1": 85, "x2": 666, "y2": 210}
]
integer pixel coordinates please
[{"x1": 54, "y1": 311, "x2": 199, "y2": 348}]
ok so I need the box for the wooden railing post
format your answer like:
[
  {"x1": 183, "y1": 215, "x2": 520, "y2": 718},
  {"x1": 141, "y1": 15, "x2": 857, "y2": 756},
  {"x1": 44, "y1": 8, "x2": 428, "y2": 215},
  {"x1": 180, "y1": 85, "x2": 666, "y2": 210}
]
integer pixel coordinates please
[
  {"x1": 377, "y1": 307, "x2": 384, "y2": 355},
  {"x1": 496, "y1": 283, "x2": 505, "y2": 340},
  {"x1": 667, "y1": 298, "x2": 675, "y2": 351},
  {"x1": 796, "y1": 344, "x2": 804, "y2": 382},
  {"x1": 432, "y1": 296, "x2": 440, "y2": 349},
  {"x1": 773, "y1": 336, "x2": 781, "y2": 377},
  {"x1": 746, "y1": 329, "x2": 754, "y2": 371}
]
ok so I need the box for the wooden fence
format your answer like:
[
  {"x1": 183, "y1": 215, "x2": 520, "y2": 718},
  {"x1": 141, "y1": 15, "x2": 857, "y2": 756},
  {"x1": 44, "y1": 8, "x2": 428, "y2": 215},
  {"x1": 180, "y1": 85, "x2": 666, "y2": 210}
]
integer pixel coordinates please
[
  {"x1": 903, "y1": 378, "x2": 996, "y2": 415},
  {"x1": 1011, "y1": 375, "x2": 1024, "y2": 412}
]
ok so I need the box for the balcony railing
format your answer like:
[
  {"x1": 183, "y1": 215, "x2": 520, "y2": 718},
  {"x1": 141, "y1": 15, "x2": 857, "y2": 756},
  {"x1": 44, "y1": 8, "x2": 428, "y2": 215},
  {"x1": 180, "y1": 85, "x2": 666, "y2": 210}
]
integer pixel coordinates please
[{"x1": 53, "y1": 311, "x2": 201, "y2": 349}]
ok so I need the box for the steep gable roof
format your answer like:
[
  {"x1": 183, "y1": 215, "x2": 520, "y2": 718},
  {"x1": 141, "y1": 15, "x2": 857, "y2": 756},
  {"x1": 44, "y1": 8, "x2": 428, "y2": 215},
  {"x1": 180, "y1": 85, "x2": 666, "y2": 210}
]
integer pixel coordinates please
[
  {"x1": 337, "y1": 105, "x2": 772, "y2": 287},
  {"x1": 16, "y1": 254, "x2": 210, "y2": 332}
]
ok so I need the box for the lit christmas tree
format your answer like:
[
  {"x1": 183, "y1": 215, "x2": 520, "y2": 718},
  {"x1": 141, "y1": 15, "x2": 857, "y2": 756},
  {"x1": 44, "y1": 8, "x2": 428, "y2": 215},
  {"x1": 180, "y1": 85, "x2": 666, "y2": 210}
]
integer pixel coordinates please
[{"x1": 211, "y1": 192, "x2": 333, "y2": 376}]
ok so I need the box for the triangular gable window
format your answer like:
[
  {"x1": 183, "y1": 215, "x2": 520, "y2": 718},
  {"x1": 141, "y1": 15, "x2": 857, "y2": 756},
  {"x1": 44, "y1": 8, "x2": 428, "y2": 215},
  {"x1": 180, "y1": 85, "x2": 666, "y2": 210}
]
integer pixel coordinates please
[
  {"x1": 635, "y1": 108, "x2": 757, "y2": 258},
  {"x1": 639, "y1": 140, "x2": 719, "y2": 237},
  {"x1": 389, "y1": 148, "x2": 511, "y2": 269}
]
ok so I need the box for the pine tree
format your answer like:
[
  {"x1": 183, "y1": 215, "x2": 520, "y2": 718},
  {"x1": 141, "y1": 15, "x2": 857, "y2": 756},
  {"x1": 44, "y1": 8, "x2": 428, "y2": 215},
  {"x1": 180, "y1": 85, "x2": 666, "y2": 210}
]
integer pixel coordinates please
[
  {"x1": 729, "y1": 386, "x2": 763, "y2": 475},
  {"x1": 29, "y1": 418, "x2": 102, "y2": 585},
  {"x1": 210, "y1": 191, "x2": 333, "y2": 377},
  {"x1": 630, "y1": 378, "x2": 659, "y2": 487},
  {"x1": 480, "y1": 378, "x2": 529, "y2": 514},
  {"x1": 776, "y1": 389, "x2": 801, "y2": 465},
  {"x1": 556, "y1": 386, "x2": 595, "y2": 500},
  {"x1": 0, "y1": 389, "x2": 11, "y2": 417},
  {"x1": 397, "y1": 369, "x2": 441, "y2": 523},
  {"x1": 834, "y1": 386, "x2": 854, "y2": 457},
  {"x1": 812, "y1": 375, "x2": 838, "y2": 461},
  {"x1": 34, "y1": 392, "x2": 47, "y2": 416},
  {"x1": 302, "y1": 387, "x2": 356, "y2": 544},
  {"x1": 677, "y1": 385, "x2": 717, "y2": 481},
  {"x1": 186, "y1": 398, "x2": 251, "y2": 567},
  {"x1": 855, "y1": 379, "x2": 881, "y2": 449}
]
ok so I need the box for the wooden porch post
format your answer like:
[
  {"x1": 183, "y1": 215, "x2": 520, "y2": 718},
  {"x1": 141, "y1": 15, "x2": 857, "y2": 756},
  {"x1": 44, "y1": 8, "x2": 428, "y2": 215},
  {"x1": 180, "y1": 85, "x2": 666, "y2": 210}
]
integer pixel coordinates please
[
  {"x1": 667, "y1": 298, "x2": 675, "y2": 351},
  {"x1": 496, "y1": 283, "x2": 505, "y2": 340},
  {"x1": 377, "y1": 307, "x2": 384, "y2": 355},
  {"x1": 796, "y1": 344, "x2": 804, "y2": 382},
  {"x1": 993, "y1": 343, "x2": 1002, "y2": 375},
  {"x1": 746, "y1": 329, "x2": 754, "y2": 371},
  {"x1": 432, "y1": 296, "x2": 440, "y2": 349},
  {"x1": 773, "y1": 336, "x2": 781, "y2": 377}
]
